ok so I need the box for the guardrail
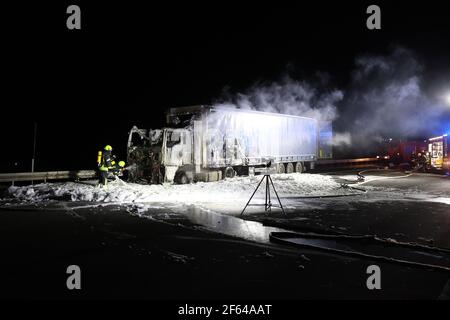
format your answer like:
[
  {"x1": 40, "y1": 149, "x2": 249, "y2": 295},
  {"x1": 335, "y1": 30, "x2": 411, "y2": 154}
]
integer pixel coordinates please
[
  {"x1": 0, "y1": 170, "x2": 97, "y2": 185},
  {"x1": 0, "y1": 158, "x2": 380, "y2": 185}
]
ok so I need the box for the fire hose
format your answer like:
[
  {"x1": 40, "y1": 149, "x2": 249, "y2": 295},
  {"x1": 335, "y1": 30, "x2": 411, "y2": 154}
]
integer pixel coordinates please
[
  {"x1": 270, "y1": 231, "x2": 450, "y2": 273},
  {"x1": 271, "y1": 169, "x2": 450, "y2": 272}
]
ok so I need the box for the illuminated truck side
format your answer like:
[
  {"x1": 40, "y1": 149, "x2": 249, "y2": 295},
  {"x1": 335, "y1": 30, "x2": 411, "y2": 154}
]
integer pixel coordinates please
[{"x1": 127, "y1": 105, "x2": 332, "y2": 184}]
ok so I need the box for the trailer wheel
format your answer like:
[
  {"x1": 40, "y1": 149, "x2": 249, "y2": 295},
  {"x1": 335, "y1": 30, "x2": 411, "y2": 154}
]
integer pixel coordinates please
[
  {"x1": 295, "y1": 162, "x2": 304, "y2": 173},
  {"x1": 224, "y1": 166, "x2": 236, "y2": 178},
  {"x1": 175, "y1": 171, "x2": 189, "y2": 184},
  {"x1": 286, "y1": 162, "x2": 294, "y2": 174},
  {"x1": 276, "y1": 163, "x2": 286, "y2": 174}
]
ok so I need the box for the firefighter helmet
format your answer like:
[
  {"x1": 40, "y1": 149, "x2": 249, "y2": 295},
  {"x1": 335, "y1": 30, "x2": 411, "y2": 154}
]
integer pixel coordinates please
[
  {"x1": 104, "y1": 145, "x2": 112, "y2": 151},
  {"x1": 118, "y1": 161, "x2": 126, "y2": 168}
]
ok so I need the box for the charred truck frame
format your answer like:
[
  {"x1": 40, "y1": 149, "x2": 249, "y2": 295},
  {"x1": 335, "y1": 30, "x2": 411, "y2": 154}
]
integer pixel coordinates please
[{"x1": 127, "y1": 105, "x2": 332, "y2": 184}]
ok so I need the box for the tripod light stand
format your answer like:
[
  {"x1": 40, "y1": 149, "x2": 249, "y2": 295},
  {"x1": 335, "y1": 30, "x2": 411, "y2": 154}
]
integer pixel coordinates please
[{"x1": 241, "y1": 162, "x2": 286, "y2": 215}]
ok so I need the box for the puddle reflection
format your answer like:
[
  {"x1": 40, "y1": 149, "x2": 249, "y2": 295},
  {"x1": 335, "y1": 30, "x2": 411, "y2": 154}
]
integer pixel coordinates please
[{"x1": 185, "y1": 206, "x2": 284, "y2": 243}]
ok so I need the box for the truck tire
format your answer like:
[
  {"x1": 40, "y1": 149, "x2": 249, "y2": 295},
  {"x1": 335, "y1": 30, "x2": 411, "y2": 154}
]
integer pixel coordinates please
[
  {"x1": 175, "y1": 171, "x2": 189, "y2": 184},
  {"x1": 276, "y1": 163, "x2": 286, "y2": 174},
  {"x1": 286, "y1": 162, "x2": 294, "y2": 174},
  {"x1": 295, "y1": 162, "x2": 304, "y2": 173},
  {"x1": 224, "y1": 166, "x2": 236, "y2": 178}
]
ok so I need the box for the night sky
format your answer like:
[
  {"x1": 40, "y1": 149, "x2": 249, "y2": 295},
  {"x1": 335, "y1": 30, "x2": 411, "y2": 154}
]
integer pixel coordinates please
[{"x1": 2, "y1": 1, "x2": 450, "y2": 172}]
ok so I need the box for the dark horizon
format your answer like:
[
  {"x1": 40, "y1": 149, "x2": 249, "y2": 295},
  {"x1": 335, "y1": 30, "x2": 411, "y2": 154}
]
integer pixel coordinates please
[{"x1": 2, "y1": 1, "x2": 450, "y2": 172}]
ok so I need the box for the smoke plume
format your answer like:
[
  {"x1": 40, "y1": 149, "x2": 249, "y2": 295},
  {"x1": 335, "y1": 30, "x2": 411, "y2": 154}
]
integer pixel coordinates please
[
  {"x1": 213, "y1": 46, "x2": 449, "y2": 155},
  {"x1": 214, "y1": 75, "x2": 344, "y2": 124},
  {"x1": 337, "y1": 46, "x2": 448, "y2": 154}
]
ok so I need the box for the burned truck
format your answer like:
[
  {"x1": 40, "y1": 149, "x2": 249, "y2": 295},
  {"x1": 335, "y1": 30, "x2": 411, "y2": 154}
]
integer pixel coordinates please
[{"x1": 127, "y1": 105, "x2": 332, "y2": 184}]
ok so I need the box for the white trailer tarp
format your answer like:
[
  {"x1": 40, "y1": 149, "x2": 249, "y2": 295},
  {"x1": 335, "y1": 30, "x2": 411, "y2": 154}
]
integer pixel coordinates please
[{"x1": 203, "y1": 108, "x2": 318, "y2": 167}]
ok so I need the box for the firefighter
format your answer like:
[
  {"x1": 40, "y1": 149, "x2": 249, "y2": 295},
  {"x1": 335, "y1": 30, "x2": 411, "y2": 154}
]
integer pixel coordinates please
[
  {"x1": 410, "y1": 152, "x2": 418, "y2": 169},
  {"x1": 423, "y1": 152, "x2": 431, "y2": 171},
  {"x1": 111, "y1": 160, "x2": 126, "y2": 178},
  {"x1": 417, "y1": 152, "x2": 428, "y2": 172},
  {"x1": 98, "y1": 145, "x2": 114, "y2": 186}
]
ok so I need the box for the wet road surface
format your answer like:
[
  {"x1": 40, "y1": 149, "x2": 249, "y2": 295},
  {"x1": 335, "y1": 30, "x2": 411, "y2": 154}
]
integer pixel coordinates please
[{"x1": 0, "y1": 169, "x2": 449, "y2": 299}]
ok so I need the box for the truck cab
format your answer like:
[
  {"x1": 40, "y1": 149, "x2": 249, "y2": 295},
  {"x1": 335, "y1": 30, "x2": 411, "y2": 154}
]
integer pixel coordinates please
[{"x1": 127, "y1": 126, "x2": 193, "y2": 183}]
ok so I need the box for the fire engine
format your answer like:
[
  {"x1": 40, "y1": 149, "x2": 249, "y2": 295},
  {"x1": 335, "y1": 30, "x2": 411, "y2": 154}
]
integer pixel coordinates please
[
  {"x1": 428, "y1": 134, "x2": 449, "y2": 172},
  {"x1": 379, "y1": 139, "x2": 427, "y2": 164}
]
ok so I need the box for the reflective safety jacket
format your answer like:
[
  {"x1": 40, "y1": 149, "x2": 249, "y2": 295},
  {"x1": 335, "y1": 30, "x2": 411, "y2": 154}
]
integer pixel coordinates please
[{"x1": 110, "y1": 161, "x2": 125, "y2": 176}]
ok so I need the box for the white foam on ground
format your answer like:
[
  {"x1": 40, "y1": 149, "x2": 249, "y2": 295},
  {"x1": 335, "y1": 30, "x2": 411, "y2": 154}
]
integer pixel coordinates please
[
  {"x1": 426, "y1": 197, "x2": 450, "y2": 205},
  {"x1": 6, "y1": 173, "x2": 355, "y2": 206}
]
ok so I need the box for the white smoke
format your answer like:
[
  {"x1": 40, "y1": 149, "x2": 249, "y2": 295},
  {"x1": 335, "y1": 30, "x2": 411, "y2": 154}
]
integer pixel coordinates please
[
  {"x1": 214, "y1": 75, "x2": 344, "y2": 123},
  {"x1": 338, "y1": 46, "x2": 448, "y2": 153},
  {"x1": 332, "y1": 132, "x2": 352, "y2": 146},
  {"x1": 213, "y1": 47, "x2": 449, "y2": 154}
]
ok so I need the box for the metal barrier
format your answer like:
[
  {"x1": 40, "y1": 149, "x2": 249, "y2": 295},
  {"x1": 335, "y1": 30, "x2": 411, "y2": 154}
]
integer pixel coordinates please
[
  {"x1": 0, "y1": 158, "x2": 379, "y2": 185},
  {"x1": 0, "y1": 170, "x2": 97, "y2": 185}
]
